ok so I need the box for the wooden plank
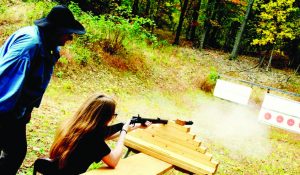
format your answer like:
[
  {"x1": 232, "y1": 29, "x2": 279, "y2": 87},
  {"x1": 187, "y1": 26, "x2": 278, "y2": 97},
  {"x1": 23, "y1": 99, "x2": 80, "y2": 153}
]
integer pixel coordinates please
[
  {"x1": 83, "y1": 153, "x2": 173, "y2": 175},
  {"x1": 141, "y1": 128, "x2": 206, "y2": 153},
  {"x1": 148, "y1": 125, "x2": 196, "y2": 140},
  {"x1": 128, "y1": 132, "x2": 214, "y2": 167},
  {"x1": 142, "y1": 127, "x2": 198, "y2": 144},
  {"x1": 200, "y1": 145, "x2": 208, "y2": 153},
  {"x1": 211, "y1": 159, "x2": 219, "y2": 172},
  {"x1": 125, "y1": 135, "x2": 217, "y2": 174},
  {"x1": 125, "y1": 136, "x2": 215, "y2": 175},
  {"x1": 144, "y1": 126, "x2": 200, "y2": 145},
  {"x1": 166, "y1": 121, "x2": 190, "y2": 132},
  {"x1": 129, "y1": 131, "x2": 213, "y2": 163}
]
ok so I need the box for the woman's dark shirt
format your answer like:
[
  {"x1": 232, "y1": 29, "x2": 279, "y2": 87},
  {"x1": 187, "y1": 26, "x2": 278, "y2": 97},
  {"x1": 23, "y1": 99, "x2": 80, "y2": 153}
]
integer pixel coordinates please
[{"x1": 59, "y1": 123, "x2": 124, "y2": 175}]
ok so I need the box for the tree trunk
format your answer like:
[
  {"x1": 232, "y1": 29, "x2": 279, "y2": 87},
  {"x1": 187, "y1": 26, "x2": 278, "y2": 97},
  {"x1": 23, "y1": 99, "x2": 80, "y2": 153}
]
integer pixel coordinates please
[
  {"x1": 199, "y1": 30, "x2": 207, "y2": 50},
  {"x1": 186, "y1": 20, "x2": 192, "y2": 40},
  {"x1": 259, "y1": 55, "x2": 265, "y2": 68},
  {"x1": 156, "y1": 0, "x2": 162, "y2": 15},
  {"x1": 154, "y1": 0, "x2": 162, "y2": 28},
  {"x1": 190, "y1": 0, "x2": 201, "y2": 43},
  {"x1": 132, "y1": 0, "x2": 139, "y2": 16},
  {"x1": 145, "y1": 0, "x2": 151, "y2": 16},
  {"x1": 230, "y1": 0, "x2": 254, "y2": 60},
  {"x1": 174, "y1": 0, "x2": 189, "y2": 45},
  {"x1": 295, "y1": 63, "x2": 300, "y2": 75},
  {"x1": 199, "y1": 0, "x2": 216, "y2": 50},
  {"x1": 266, "y1": 45, "x2": 275, "y2": 71}
]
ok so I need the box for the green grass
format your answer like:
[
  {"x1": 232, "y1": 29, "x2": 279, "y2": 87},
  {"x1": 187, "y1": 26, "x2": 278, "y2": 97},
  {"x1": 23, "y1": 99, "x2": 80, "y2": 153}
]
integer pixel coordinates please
[{"x1": 1, "y1": 1, "x2": 299, "y2": 175}]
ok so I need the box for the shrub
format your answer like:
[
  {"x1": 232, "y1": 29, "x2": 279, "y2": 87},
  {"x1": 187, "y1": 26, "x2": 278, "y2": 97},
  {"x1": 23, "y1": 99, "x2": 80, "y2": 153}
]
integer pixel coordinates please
[
  {"x1": 55, "y1": 71, "x2": 63, "y2": 78},
  {"x1": 26, "y1": 1, "x2": 57, "y2": 24},
  {"x1": 0, "y1": 3, "x2": 5, "y2": 14},
  {"x1": 69, "y1": 39, "x2": 92, "y2": 65},
  {"x1": 208, "y1": 67, "x2": 219, "y2": 84},
  {"x1": 196, "y1": 68, "x2": 219, "y2": 93}
]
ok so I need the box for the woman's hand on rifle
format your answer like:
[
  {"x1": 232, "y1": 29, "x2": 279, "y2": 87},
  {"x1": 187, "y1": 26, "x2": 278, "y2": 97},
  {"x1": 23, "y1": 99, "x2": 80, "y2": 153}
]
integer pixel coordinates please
[
  {"x1": 139, "y1": 121, "x2": 152, "y2": 129},
  {"x1": 128, "y1": 120, "x2": 152, "y2": 131}
]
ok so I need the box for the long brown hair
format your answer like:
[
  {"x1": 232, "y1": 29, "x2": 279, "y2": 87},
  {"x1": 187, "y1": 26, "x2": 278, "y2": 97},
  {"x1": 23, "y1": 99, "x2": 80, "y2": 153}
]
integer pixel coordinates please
[{"x1": 49, "y1": 93, "x2": 116, "y2": 168}]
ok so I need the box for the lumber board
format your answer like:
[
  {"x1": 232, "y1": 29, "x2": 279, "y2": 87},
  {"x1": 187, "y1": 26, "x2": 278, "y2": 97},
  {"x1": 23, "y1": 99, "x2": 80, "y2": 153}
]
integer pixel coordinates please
[
  {"x1": 152, "y1": 125, "x2": 196, "y2": 140},
  {"x1": 129, "y1": 131, "x2": 213, "y2": 162},
  {"x1": 144, "y1": 126, "x2": 201, "y2": 146},
  {"x1": 125, "y1": 135, "x2": 217, "y2": 174},
  {"x1": 166, "y1": 121, "x2": 190, "y2": 132},
  {"x1": 122, "y1": 120, "x2": 219, "y2": 174},
  {"x1": 83, "y1": 153, "x2": 173, "y2": 175},
  {"x1": 140, "y1": 127, "x2": 207, "y2": 153},
  {"x1": 126, "y1": 133, "x2": 216, "y2": 168}
]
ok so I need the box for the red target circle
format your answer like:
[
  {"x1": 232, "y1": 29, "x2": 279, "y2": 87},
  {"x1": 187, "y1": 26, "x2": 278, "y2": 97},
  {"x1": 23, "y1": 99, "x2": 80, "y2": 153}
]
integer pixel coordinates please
[
  {"x1": 264, "y1": 113, "x2": 272, "y2": 120},
  {"x1": 276, "y1": 115, "x2": 284, "y2": 123},
  {"x1": 287, "y1": 119, "x2": 295, "y2": 126}
]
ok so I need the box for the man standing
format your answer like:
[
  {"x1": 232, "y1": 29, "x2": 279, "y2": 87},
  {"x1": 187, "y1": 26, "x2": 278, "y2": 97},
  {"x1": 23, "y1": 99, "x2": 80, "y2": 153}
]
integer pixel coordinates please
[{"x1": 0, "y1": 5, "x2": 85, "y2": 174}]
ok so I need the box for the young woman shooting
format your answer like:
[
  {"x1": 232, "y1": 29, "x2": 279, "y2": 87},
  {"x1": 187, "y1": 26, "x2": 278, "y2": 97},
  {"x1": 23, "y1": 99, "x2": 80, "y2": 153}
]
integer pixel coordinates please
[{"x1": 49, "y1": 93, "x2": 151, "y2": 174}]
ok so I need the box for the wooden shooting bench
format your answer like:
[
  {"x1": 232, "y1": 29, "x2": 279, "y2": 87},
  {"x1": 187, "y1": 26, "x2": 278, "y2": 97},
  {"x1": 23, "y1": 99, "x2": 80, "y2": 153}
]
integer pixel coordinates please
[{"x1": 83, "y1": 121, "x2": 219, "y2": 175}]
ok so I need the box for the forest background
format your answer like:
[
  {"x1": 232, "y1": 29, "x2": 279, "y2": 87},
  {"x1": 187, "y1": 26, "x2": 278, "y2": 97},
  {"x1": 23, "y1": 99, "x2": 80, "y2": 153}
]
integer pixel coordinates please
[{"x1": 0, "y1": 0, "x2": 299, "y2": 174}]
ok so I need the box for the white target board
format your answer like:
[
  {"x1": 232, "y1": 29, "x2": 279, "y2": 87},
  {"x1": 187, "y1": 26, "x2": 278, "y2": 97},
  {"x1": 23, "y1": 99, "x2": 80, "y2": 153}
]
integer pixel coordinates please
[
  {"x1": 258, "y1": 94, "x2": 300, "y2": 134},
  {"x1": 213, "y1": 79, "x2": 252, "y2": 105}
]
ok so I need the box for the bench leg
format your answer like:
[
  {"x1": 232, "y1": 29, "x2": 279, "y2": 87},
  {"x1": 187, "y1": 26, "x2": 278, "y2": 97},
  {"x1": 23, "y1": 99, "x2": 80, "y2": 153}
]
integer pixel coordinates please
[
  {"x1": 124, "y1": 147, "x2": 140, "y2": 158},
  {"x1": 123, "y1": 148, "x2": 131, "y2": 158}
]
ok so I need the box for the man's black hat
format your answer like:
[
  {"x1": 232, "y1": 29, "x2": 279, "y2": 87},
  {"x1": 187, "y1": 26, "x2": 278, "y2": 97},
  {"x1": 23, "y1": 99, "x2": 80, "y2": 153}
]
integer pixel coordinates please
[{"x1": 34, "y1": 5, "x2": 86, "y2": 35}]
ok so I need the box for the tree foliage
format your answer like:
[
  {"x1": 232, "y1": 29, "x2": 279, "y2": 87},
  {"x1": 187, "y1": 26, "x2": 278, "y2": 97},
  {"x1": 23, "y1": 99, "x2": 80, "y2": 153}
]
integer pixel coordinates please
[
  {"x1": 252, "y1": 0, "x2": 298, "y2": 70},
  {"x1": 252, "y1": 0, "x2": 297, "y2": 46},
  {"x1": 53, "y1": 0, "x2": 299, "y2": 71}
]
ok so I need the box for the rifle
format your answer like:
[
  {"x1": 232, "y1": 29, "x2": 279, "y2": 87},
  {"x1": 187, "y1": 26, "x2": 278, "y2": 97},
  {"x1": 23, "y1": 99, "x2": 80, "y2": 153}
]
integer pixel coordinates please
[{"x1": 130, "y1": 114, "x2": 193, "y2": 126}]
